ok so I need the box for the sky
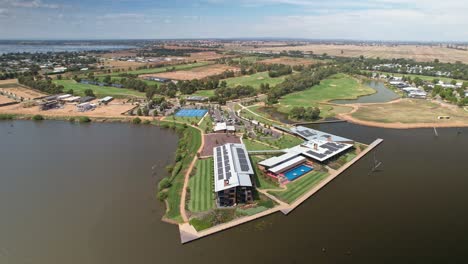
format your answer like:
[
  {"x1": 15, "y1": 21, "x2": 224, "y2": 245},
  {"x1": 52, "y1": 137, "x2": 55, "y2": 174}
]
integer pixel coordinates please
[{"x1": 0, "y1": 0, "x2": 468, "y2": 41}]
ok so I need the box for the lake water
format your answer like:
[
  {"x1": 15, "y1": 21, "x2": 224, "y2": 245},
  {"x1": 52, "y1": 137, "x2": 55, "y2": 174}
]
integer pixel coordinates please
[
  {"x1": 1, "y1": 121, "x2": 467, "y2": 263},
  {"x1": 331, "y1": 80, "x2": 400, "y2": 104},
  {"x1": 0, "y1": 45, "x2": 134, "y2": 54}
]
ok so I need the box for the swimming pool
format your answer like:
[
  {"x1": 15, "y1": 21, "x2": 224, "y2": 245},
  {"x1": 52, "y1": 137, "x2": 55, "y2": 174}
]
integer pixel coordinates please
[
  {"x1": 284, "y1": 165, "x2": 313, "y2": 181},
  {"x1": 175, "y1": 109, "x2": 208, "y2": 117}
]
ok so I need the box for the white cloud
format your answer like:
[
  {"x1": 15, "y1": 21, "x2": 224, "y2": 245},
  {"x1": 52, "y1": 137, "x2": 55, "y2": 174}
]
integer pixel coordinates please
[{"x1": 0, "y1": 0, "x2": 59, "y2": 9}]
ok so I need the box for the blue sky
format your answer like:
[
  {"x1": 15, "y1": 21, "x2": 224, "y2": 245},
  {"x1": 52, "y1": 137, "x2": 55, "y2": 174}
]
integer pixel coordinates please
[{"x1": 1, "y1": 0, "x2": 468, "y2": 41}]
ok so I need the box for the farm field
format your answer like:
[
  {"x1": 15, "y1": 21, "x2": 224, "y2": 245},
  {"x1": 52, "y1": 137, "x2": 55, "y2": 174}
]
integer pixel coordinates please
[
  {"x1": 268, "y1": 171, "x2": 329, "y2": 204},
  {"x1": 350, "y1": 99, "x2": 468, "y2": 124},
  {"x1": 0, "y1": 82, "x2": 47, "y2": 100},
  {"x1": 224, "y1": 71, "x2": 288, "y2": 89},
  {"x1": 105, "y1": 62, "x2": 210, "y2": 76},
  {"x1": 140, "y1": 64, "x2": 238, "y2": 80},
  {"x1": 188, "y1": 158, "x2": 215, "y2": 213},
  {"x1": 259, "y1": 57, "x2": 316, "y2": 66},
  {"x1": 277, "y1": 73, "x2": 374, "y2": 118},
  {"x1": 255, "y1": 44, "x2": 468, "y2": 64},
  {"x1": 53, "y1": 80, "x2": 145, "y2": 98}
]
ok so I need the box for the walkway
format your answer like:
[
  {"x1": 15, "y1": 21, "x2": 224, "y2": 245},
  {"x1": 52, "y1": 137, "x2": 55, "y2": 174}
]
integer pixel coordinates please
[{"x1": 178, "y1": 138, "x2": 384, "y2": 243}]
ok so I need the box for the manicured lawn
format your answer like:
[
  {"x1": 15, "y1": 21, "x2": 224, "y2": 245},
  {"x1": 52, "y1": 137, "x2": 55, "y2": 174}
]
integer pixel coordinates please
[
  {"x1": 243, "y1": 138, "x2": 279, "y2": 151},
  {"x1": 263, "y1": 133, "x2": 304, "y2": 149},
  {"x1": 167, "y1": 116, "x2": 203, "y2": 125},
  {"x1": 269, "y1": 171, "x2": 329, "y2": 204},
  {"x1": 105, "y1": 62, "x2": 210, "y2": 76},
  {"x1": 277, "y1": 73, "x2": 375, "y2": 117},
  {"x1": 352, "y1": 99, "x2": 468, "y2": 124},
  {"x1": 53, "y1": 80, "x2": 145, "y2": 98},
  {"x1": 369, "y1": 70, "x2": 463, "y2": 84},
  {"x1": 188, "y1": 158, "x2": 215, "y2": 213},
  {"x1": 251, "y1": 156, "x2": 282, "y2": 190},
  {"x1": 237, "y1": 206, "x2": 268, "y2": 216},
  {"x1": 192, "y1": 89, "x2": 215, "y2": 97},
  {"x1": 240, "y1": 106, "x2": 284, "y2": 126},
  {"x1": 223, "y1": 71, "x2": 288, "y2": 89},
  {"x1": 96, "y1": 76, "x2": 159, "y2": 86}
]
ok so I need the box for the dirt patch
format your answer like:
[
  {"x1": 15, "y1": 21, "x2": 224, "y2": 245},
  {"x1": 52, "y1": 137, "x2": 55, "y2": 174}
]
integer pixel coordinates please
[
  {"x1": 200, "y1": 133, "x2": 241, "y2": 157},
  {"x1": 187, "y1": 52, "x2": 235, "y2": 61},
  {"x1": 255, "y1": 44, "x2": 468, "y2": 64},
  {"x1": 0, "y1": 84, "x2": 47, "y2": 100},
  {"x1": 0, "y1": 95, "x2": 16, "y2": 105},
  {"x1": 140, "y1": 64, "x2": 239, "y2": 80},
  {"x1": 258, "y1": 57, "x2": 316, "y2": 66},
  {"x1": 0, "y1": 99, "x2": 136, "y2": 118}
]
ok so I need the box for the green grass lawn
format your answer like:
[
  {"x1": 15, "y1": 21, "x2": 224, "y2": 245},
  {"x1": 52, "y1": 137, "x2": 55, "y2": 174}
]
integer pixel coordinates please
[
  {"x1": 251, "y1": 156, "x2": 282, "y2": 190},
  {"x1": 277, "y1": 73, "x2": 375, "y2": 117},
  {"x1": 262, "y1": 133, "x2": 304, "y2": 149},
  {"x1": 162, "y1": 123, "x2": 202, "y2": 222},
  {"x1": 243, "y1": 138, "x2": 279, "y2": 151},
  {"x1": 223, "y1": 71, "x2": 288, "y2": 89},
  {"x1": 192, "y1": 89, "x2": 215, "y2": 97},
  {"x1": 96, "y1": 76, "x2": 159, "y2": 87},
  {"x1": 105, "y1": 62, "x2": 210, "y2": 76},
  {"x1": 198, "y1": 115, "x2": 213, "y2": 133},
  {"x1": 188, "y1": 158, "x2": 215, "y2": 213},
  {"x1": 53, "y1": 80, "x2": 145, "y2": 98},
  {"x1": 168, "y1": 116, "x2": 203, "y2": 125},
  {"x1": 268, "y1": 171, "x2": 329, "y2": 204}
]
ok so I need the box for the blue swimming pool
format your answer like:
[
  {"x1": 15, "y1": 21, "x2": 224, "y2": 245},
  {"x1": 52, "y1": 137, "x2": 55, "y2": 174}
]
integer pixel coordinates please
[
  {"x1": 284, "y1": 165, "x2": 313, "y2": 181},
  {"x1": 175, "y1": 109, "x2": 208, "y2": 117}
]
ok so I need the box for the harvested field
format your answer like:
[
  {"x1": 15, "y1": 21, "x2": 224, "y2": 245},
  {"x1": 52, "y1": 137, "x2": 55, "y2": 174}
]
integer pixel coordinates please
[
  {"x1": 0, "y1": 83, "x2": 47, "y2": 100},
  {"x1": 188, "y1": 51, "x2": 234, "y2": 61},
  {"x1": 0, "y1": 99, "x2": 136, "y2": 118},
  {"x1": 255, "y1": 44, "x2": 468, "y2": 64},
  {"x1": 259, "y1": 57, "x2": 316, "y2": 66},
  {"x1": 0, "y1": 95, "x2": 16, "y2": 105},
  {"x1": 200, "y1": 133, "x2": 241, "y2": 157},
  {"x1": 104, "y1": 59, "x2": 148, "y2": 69},
  {"x1": 342, "y1": 99, "x2": 468, "y2": 128},
  {"x1": 141, "y1": 64, "x2": 239, "y2": 81}
]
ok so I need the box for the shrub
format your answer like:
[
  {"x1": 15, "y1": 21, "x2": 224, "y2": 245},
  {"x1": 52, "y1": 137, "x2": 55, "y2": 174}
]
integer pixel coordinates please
[
  {"x1": 157, "y1": 191, "x2": 168, "y2": 201},
  {"x1": 32, "y1": 115, "x2": 44, "y2": 121},
  {"x1": 0, "y1": 114, "x2": 14, "y2": 120},
  {"x1": 143, "y1": 120, "x2": 151, "y2": 125},
  {"x1": 69, "y1": 117, "x2": 75, "y2": 123},
  {"x1": 79, "y1": 116, "x2": 91, "y2": 123},
  {"x1": 158, "y1": 177, "x2": 172, "y2": 190},
  {"x1": 132, "y1": 117, "x2": 142, "y2": 124}
]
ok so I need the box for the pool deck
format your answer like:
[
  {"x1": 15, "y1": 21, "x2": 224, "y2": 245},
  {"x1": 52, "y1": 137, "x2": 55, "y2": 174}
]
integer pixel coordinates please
[{"x1": 178, "y1": 138, "x2": 384, "y2": 244}]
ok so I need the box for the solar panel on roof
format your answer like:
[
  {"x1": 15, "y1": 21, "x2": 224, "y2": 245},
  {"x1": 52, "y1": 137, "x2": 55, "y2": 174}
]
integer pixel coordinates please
[{"x1": 306, "y1": 150, "x2": 326, "y2": 159}]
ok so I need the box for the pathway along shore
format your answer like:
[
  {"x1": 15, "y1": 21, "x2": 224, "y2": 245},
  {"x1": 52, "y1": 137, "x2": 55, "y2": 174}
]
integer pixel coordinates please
[{"x1": 178, "y1": 138, "x2": 384, "y2": 244}]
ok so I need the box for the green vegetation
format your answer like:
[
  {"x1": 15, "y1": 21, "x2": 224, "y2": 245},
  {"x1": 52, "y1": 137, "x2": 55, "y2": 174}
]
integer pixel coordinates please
[
  {"x1": 224, "y1": 72, "x2": 288, "y2": 89},
  {"x1": 53, "y1": 80, "x2": 145, "y2": 98},
  {"x1": 198, "y1": 115, "x2": 213, "y2": 133},
  {"x1": 277, "y1": 73, "x2": 375, "y2": 118},
  {"x1": 243, "y1": 138, "x2": 279, "y2": 151},
  {"x1": 192, "y1": 89, "x2": 215, "y2": 97},
  {"x1": 0, "y1": 113, "x2": 15, "y2": 120},
  {"x1": 236, "y1": 206, "x2": 268, "y2": 216},
  {"x1": 132, "y1": 117, "x2": 142, "y2": 124},
  {"x1": 170, "y1": 116, "x2": 203, "y2": 126},
  {"x1": 269, "y1": 171, "x2": 329, "y2": 203},
  {"x1": 262, "y1": 133, "x2": 304, "y2": 149},
  {"x1": 251, "y1": 156, "x2": 281, "y2": 190},
  {"x1": 78, "y1": 116, "x2": 91, "y2": 123},
  {"x1": 159, "y1": 123, "x2": 202, "y2": 222},
  {"x1": 32, "y1": 114, "x2": 44, "y2": 121},
  {"x1": 188, "y1": 158, "x2": 215, "y2": 212},
  {"x1": 106, "y1": 62, "x2": 210, "y2": 76},
  {"x1": 240, "y1": 106, "x2": 283, "y2": 127},
  {"x1": 189, "y1": 209, "x2": 238, "y2": 231}
]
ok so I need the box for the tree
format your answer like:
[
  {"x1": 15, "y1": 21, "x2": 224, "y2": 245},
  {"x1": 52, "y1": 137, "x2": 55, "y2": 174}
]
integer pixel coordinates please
[
  {"x1": 66, "y1": 89, "x2": 74, "y2": 95},
  {"x1": 103, "y1": 75, "x2": 111, "y2": 84},
  {"x1": 132, "y1": 117, "x2": 142, "y2": 124},
  {"x1": 84, "y1": 89, "x2": 95, "y2": 97},
  {"x1": 57, "y1": 74, "x2": 62, "y2": 80},
  {"x1": 137, "y1": 108, "x2": 143, "y2": 116}
]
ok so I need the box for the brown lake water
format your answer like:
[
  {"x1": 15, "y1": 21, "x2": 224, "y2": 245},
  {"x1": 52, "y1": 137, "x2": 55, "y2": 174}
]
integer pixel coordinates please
[{"x1": 1, "y1": 121, "x2": 467, "y2": 264}]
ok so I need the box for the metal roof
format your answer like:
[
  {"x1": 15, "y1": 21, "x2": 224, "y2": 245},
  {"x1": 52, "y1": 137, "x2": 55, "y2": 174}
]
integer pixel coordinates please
[{"x1": 213, "y1": 143, "x2": 253, "y2": 192}]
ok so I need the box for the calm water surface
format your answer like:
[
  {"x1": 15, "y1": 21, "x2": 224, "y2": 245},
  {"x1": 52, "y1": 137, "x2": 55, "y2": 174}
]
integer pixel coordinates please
[
  {"x1": 1, "y1": 121, "x2": 467, "y2": 264},
  {"x1": 332, "y1": 81, "x2": 400, "y2": 104}
]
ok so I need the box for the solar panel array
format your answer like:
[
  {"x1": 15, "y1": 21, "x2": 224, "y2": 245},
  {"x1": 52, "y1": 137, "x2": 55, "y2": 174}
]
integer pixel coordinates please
[
  {"x1": 297, "y1": 129, "x2": 316, "y2": 138},
  {"x1": 235, "y1": 147, "x2": 250, "y2": 172},
  {"x1": 215, "y1": 145, "x2": 234, "y2": 182}
]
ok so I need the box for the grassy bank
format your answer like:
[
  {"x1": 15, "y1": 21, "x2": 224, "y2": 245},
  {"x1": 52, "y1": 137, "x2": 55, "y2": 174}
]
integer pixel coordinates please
[
  {"x1": 268, "y1": 171, "x2": 329, "y2": 203},
  {"x1": 277, "y1": 73, "x2": 375, "y2": 118},
  {"x1": 188, "y1": 158, "x2": 215, "y2": 213}
]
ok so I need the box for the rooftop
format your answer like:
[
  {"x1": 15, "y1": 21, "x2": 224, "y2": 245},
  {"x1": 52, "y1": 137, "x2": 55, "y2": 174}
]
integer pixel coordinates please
[{"x1": 213, "y1": 143, "x2": 254, "y2": 192}]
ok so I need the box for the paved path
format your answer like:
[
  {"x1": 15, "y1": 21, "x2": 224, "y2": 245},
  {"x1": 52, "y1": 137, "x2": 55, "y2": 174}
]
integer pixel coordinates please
[{"x1": 178, "y1": 138, "x2": 384, "y2": 243}]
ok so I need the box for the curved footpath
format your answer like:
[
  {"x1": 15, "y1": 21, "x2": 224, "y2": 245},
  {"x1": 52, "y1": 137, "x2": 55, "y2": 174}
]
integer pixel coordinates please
[{"x1": 178, "y1": 138, "x2": 384, "y2": 244}]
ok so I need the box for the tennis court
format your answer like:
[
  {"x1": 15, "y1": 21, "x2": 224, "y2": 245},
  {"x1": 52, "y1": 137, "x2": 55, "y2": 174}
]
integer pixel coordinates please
[
  {"x1": 175, "y1": 109, "x2": 208, "y2": 117},
  {"x1": 284, "y1": 165, "x2": 313, "y2": 181}
]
